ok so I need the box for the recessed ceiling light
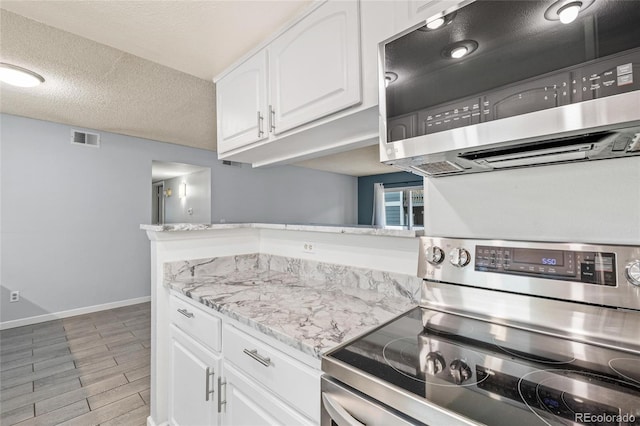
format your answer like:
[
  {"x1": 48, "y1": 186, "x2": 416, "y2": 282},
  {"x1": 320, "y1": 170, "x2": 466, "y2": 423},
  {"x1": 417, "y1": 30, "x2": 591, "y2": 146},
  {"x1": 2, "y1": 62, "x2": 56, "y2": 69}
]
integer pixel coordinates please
[
  {"x1": 442, "y1": 40, "x2": 478, "y2": 60},
  {"x1": 385, "y1": 72, "x2": 398, "y2": 87},
  {"x1": 0, "y1": 63, "x2": 45, "y2": 87},
  {"x1": 558, "y1": 1, "x2": 583, "y2": 24},
  {"x1": 450, "y1": 46, "x2": 468, "y2": 59},
  {"x1": 419, "y1": 11, "x2": 457, "y2": 32},
  {"x1": 426, "y1": 17, "x2": 445, "y2": 30},
  {"x1": 544, "y1": 0, "x2": 594, "y2": 24}
]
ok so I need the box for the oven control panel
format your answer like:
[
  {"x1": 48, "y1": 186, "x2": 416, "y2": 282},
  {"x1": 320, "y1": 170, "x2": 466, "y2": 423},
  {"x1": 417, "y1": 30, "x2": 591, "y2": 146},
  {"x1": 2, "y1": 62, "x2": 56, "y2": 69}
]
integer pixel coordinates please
[
  {"x1": 474, "y1": 245, "x2": 616, "y2": 286},
  {"x1": 418, "y1": 237, "x2": 640, "y2": 311}
]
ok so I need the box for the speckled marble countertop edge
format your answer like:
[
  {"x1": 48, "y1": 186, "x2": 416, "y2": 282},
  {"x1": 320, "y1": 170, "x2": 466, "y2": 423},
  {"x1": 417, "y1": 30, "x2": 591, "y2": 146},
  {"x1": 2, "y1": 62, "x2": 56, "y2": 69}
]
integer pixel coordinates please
[{"x1": 141, "y1": 222, "x2": 422, "y2": 238}]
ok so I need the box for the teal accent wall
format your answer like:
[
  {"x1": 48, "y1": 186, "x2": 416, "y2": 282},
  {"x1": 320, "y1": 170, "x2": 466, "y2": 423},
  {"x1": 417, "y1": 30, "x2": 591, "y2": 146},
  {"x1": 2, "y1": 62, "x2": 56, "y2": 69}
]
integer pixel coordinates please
[{"x1": 357, "y1": 172, "x2": 422, "y2": 225}]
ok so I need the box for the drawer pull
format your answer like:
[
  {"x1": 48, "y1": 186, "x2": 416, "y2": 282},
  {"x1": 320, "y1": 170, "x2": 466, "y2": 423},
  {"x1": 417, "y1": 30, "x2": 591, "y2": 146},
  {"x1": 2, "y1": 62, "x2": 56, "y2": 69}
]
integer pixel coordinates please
[
  {"x1": 243, "y1": 348, "x2": 271, "y2": 367},
  {"x1": 205, "y1": 367, "x2": 215, "y2": 401},
  {"x1": 177, "y1": 308, "x2": 194, "y2": 318}
]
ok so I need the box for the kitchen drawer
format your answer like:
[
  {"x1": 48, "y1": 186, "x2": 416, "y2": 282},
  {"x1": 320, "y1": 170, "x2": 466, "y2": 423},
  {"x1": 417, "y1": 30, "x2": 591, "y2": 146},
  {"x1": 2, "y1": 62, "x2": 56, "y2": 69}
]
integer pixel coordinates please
[
  {"x1": 223, "y1": 324, "x2": 321, "y2": 422},
  {"x1": 169, "y1": 294, "x2": 222, "y2": 353}
]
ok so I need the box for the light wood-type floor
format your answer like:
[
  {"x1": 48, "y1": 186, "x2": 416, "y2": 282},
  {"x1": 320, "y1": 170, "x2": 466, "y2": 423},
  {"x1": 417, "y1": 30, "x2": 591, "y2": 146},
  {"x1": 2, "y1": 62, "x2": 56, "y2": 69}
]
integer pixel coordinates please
[{"x1": 0, "y1": 302, "x2": 151, "y2": 426}]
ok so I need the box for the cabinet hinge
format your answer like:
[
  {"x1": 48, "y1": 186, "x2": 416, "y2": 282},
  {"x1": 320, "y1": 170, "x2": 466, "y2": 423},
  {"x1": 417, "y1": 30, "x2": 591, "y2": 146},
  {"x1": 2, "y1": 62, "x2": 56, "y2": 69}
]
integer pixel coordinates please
[{"x1": 217, "y1": 376, "x2": 227, "y2": 413}]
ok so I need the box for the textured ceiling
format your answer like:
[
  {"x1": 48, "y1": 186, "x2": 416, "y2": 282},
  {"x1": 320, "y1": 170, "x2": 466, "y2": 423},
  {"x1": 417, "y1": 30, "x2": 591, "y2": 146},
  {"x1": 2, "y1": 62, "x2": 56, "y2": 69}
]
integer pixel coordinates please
[
  {"x1": 0, "y1": 10, "x2": 217, "y2": 150},
  {"x1": 0, "y1": 1, "x2": 394, "y2": 176},
  {"x1": 0, "y1": 0, "x2": 311, "y2": 81}
]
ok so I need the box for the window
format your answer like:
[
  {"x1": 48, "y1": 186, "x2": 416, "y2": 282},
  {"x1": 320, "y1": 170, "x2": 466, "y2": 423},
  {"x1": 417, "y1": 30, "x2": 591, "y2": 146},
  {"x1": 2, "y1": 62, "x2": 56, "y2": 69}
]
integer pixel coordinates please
[{"x1": 384, "y1": 186, "x2": 424, "y2": 229}]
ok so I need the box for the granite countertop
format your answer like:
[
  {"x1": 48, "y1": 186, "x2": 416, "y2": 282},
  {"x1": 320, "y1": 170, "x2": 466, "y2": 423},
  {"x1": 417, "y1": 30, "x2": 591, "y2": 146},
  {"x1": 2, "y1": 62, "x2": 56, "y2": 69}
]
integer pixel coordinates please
[
  {"x1": 141, "y1": 222, "x2": 422, "y2": 238},
  {"x1": 167, "y1": 269, "x2": 416, "y2": 359}
]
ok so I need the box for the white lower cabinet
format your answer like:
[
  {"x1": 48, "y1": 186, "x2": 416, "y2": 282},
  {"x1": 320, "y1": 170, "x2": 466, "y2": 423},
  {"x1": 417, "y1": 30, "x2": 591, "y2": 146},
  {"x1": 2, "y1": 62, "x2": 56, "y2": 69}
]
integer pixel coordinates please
[
  {"x1": 169, "y1": 324, "x2": 222, "y2": 426},
  {"x1": 222, "y1": 363, "x2": 313, "y2": 426},
  {"x1": 168, "y1": 293, "x2": 321, "y2": 425}
]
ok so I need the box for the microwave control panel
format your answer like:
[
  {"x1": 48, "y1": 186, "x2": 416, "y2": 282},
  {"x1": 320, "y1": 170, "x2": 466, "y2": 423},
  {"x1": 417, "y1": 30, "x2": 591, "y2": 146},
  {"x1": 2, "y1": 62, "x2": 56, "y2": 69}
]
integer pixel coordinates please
[
  {"x1": 474, "y1": 245, "x2": 616, "y2": 286},
  {"x1": 418, "y1": 49, "x2": 640, "y2": 137}
]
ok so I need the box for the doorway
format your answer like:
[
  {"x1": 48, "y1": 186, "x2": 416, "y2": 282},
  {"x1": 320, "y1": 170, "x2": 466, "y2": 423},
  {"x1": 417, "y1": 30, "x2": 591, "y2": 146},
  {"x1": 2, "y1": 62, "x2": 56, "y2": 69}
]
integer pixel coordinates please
[
  {"x1": 151, "y1": 161, "x2": 211, "y2": 224},
  {"x1": 152, "y1": 182, "x2": 165, "y2": 224}
]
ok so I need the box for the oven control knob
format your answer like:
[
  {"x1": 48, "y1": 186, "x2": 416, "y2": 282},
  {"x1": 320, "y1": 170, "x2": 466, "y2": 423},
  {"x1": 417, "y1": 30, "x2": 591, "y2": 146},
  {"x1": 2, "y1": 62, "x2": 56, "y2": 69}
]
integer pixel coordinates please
[
  {"x1": 626, "y1": 260, "x2": 640, "y2": 286},
  {"x1": 449, "y1": 248, "x2": 471, "y2": 268},
  {"x1": 425, "y1": 352, "x2": 446, "y2": 375},
  {"x1": 449, "y1": 359, "x2": 472, "y2": 384},
  {"x1": 426, "y1": 246, "x2": 445, "y2": 265}
]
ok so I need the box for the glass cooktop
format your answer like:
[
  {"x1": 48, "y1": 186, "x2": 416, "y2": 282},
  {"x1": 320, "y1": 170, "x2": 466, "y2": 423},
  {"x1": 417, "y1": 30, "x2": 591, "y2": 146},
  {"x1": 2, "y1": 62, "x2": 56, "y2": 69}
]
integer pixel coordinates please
[{"x1": 326, "y1": 307, "x2": 640, "y2": 426}]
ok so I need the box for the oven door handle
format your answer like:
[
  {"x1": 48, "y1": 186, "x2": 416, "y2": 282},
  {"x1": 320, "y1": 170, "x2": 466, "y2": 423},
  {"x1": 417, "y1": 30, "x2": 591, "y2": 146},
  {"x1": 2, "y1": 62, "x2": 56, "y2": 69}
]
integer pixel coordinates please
[{"x1": 322, "y1": 392, "x2": 366, "y2": 426}]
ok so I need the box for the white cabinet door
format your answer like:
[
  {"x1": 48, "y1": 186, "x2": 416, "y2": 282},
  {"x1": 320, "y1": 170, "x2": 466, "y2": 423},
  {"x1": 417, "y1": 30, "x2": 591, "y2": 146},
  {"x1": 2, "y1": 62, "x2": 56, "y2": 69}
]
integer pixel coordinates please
[
  {"x1": 222, "y1": 363, "x2": 313, "y2": 426},
  {"x1": 269, "y1": 0, "x2": 361, "y2": 135},
  {"x1": 169, "y1": 325, "x2": 222, "y2": 426},
  {"x1": 216, "y1": 50, "x2": 268, "y2": 153}
]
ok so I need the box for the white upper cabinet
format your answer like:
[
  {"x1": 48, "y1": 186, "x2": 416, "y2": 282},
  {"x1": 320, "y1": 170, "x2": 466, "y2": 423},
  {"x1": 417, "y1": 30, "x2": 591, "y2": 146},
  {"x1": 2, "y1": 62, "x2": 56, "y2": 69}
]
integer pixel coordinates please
[
  {"x1": 216, "y1": 50, "x2": 268, "y2": 153},
  {"x1": 269, "y1": 0, "x2": 361, "y2": 135},
  {"x1": 214, "y1": 0, "x2": 418, "y2": 166}
]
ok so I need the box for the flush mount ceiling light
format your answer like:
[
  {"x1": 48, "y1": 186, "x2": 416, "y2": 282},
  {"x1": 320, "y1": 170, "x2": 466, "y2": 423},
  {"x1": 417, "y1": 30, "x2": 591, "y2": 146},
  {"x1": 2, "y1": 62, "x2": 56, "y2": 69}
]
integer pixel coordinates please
[
  {"x1": 544, "y1": 0, "x2": 594, "y2": 24},
  {"x1": 442, "y1": 40, "x2": 478, "y2": 60},
  {"x1": 385, "y1": 71, "x2": 398, "y2": 87},
  {"x1": 419, "y1": 11, "x2": 457, "y2": 31},
  {"x1": 0, "y1": 63, "x2": 45, "y2": 87}
]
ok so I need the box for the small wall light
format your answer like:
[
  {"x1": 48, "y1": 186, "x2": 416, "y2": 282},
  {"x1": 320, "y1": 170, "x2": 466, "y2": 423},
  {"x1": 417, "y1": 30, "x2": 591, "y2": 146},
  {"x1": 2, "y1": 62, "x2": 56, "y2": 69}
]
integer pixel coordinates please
[
  {"x1": 179, "y1": 182, "x2": 187, "y2": 199},
  {"x1": 164, "y1": 188, "x2": 172, "y2": 197}
]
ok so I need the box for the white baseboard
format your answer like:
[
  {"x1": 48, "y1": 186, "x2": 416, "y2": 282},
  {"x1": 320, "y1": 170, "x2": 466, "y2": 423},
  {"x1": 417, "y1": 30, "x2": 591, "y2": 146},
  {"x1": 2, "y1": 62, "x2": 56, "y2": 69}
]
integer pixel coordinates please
[
  {"x1": 0, "y1": 296, "x2": 151, "y2": 330},
  {"x1": 147, "y1": 416, "x2": 168, "y2": 426}
]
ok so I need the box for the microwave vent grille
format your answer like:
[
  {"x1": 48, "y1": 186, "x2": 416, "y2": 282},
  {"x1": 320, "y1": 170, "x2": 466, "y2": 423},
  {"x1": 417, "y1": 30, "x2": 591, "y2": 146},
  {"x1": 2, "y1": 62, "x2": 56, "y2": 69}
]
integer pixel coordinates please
[{"x1": 411, "y1": 161, "x2": 464, "y2": 176}]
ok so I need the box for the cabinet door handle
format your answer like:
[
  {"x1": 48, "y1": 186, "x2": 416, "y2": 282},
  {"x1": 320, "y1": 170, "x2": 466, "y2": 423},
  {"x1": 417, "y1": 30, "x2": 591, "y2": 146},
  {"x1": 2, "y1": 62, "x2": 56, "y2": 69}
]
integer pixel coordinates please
[
  {"x1": 217, "y1": 376, "x2": 226, "y2": 413},
  {"x1": 268, "y1": 105, "x2": 275, "y2": 133},
  {"x1": 243, "y1": 348, "x2": 271, "y2": 367},
  {"x1": 257, "y1": 111, "x2": 264, "y2": 137},
  {"x1": 205, "y1": 367, "x2": 215, "y2": 401},
  {"x1": 177, "y1": 308, "x2": 194, "y2": 318}
]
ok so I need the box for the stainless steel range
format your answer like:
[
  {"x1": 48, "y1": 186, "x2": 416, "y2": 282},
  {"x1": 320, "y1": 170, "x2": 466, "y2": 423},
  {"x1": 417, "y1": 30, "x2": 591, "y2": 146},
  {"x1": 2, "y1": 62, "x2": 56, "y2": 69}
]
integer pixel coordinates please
[{"x1": 322, "y1": 237, "x2": 640, "y2": 425}]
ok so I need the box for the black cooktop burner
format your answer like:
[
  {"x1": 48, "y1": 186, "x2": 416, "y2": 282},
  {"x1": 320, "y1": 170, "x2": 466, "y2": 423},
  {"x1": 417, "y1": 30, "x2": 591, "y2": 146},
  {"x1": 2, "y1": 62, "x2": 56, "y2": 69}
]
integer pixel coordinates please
[
  {"x1": 492, "y1": 338, "x2": 576, "y2": 365},
  {"x1": 609, "y1": 358, "x2": 640, "y2": 385},
  {"x1": 328, "y1": 307, "x2": 640, "y2": 426}
]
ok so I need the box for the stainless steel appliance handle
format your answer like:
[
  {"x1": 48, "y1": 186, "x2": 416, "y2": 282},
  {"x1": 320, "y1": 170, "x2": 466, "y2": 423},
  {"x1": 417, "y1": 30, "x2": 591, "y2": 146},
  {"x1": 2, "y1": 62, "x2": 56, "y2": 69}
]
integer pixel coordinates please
[
  {"x1": 243, "y1": 348, "x2": 271, "y2": 367},
  {"x1": 322, "y1": 393, "x2": 366, "y2": 426},
  {"x1": 177, "y1": 308, "x2": 194, "y2": 318}
]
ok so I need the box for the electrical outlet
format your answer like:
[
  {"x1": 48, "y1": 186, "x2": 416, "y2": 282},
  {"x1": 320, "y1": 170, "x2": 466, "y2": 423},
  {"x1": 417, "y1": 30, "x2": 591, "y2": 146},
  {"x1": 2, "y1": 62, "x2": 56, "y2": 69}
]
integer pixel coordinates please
[
  {"x1": 10, "y1": 291, "x2": 20, "y2": 302},
  {"x1": 303, "y1": 242, "x2": 315, "y2": 254}
]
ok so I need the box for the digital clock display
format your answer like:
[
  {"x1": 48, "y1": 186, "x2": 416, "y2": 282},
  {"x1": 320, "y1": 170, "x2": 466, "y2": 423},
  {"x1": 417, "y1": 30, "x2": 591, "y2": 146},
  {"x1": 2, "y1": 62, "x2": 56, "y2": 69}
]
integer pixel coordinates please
[{"x1": 513, "y1": 249, "x2": 564, "y2": 266}]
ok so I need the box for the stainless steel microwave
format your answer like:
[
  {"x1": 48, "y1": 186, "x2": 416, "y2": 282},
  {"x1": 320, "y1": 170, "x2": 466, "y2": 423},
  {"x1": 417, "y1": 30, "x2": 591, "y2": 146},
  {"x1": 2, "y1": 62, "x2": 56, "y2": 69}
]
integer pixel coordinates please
[{"x1": 379, "y1": 0, "x2": 640, "y2": 177}]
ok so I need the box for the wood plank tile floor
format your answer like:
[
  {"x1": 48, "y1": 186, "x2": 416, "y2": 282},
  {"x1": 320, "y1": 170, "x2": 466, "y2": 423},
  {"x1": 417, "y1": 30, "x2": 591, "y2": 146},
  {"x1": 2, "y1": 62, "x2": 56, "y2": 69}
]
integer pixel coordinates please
[{"x1": 1, "y1": 302, "x2": 151, "y2": 426}]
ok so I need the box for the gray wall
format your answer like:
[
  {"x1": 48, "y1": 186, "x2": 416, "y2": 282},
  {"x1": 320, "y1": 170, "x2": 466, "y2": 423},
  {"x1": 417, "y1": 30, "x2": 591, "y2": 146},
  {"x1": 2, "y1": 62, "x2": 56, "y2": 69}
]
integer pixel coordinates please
[
  {"x1": 163, "y1": 169, "x2": 212, "y2": 224},
  {"x1": 1, "y1": 113, "x2": 357, "y2": 324},
  {"x1": 424, "y1": 157, "x2": 640, "y2": 244}
]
